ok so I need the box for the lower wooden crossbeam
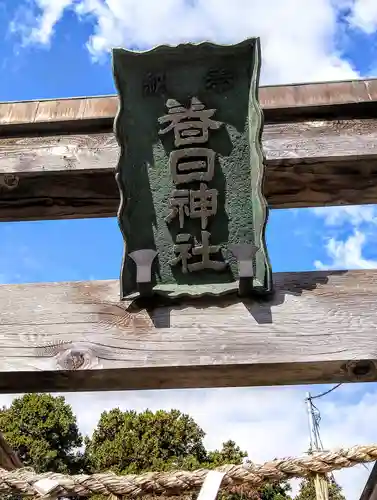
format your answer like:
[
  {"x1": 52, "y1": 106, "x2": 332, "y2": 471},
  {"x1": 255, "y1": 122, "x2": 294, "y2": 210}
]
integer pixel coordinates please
[{"x1": 1, "y1": 270, "x2": 376, "y2": 393}]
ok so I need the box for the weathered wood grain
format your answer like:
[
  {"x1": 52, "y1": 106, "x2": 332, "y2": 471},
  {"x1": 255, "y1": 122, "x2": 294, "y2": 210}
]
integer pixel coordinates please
[
  {"x1": 360, "y1": 463, "x2": 377, "y2": 500},
  {"x1": 1, "y1": 270, "x2": 377, "y2": 393},
  {"x1": 0, "y1": 433, "x2": 23, "y2": 470},
  {"x1": 0, "y1": 118, "x2": 377, "y2": 221},
  {"x1": 1, "y1": 78, "x2": 377, "y2": 135}
]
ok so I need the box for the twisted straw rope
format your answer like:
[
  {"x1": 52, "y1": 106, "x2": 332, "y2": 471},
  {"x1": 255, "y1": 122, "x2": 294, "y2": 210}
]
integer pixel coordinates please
[{"x1": 1, "y1": 445, "x2": 376, "y2": 498}]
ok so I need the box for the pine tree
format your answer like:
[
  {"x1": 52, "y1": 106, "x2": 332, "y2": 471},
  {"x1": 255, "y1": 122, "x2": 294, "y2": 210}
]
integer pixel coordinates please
[{"x1": 295, "y1": 476, "x2": 346, "y2": 500}]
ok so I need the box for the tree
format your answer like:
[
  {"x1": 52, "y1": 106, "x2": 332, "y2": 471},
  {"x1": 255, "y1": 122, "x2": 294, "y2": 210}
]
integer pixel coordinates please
[
  {"x1": 0, "y1": 393, "x2": 85, "y2": 474},
  {"x1": 85, "y1": 408, "x2": 208, "y2": 473},
  {"x1": 0, "y1": 399, "x2": 292, "y2": 500},
  {"x1": 295, "y1": 476, "x2": 346, "y2": 500},
  {"x1": 207, "y1": 441, "x2": 292, "y2": 500},
  {"x1": 261, "y1": 483, "x2": 292, "y2": 500},
  {"x1": 85, "y1": 408, "x2": 291, "y2": 500},
  {"x1": 207, "y1": 439, "x2": 247, "y2": 466}
]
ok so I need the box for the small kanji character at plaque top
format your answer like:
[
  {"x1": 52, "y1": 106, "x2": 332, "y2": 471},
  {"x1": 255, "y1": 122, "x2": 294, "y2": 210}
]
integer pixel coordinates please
[
  {"x1": 158, "y1": 97, "x2": 222, "y2": 147},
  {"x1": 142, "y1": 72, "x2": 166, "y2": 96}
]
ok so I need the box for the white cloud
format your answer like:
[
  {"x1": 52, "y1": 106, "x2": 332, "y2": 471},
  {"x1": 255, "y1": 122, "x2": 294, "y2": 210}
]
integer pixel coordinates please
[
  {"x1": 315, "y1": 229, "x2": 377, "y2": 269},
  {"x1": 312, "y1": 205, "x2": 377, "y2": 227},
  {"x1": 12, "y1": 0, "x2": 361, "y2": 84},
  {"x1": 312, "y1": 205, "x2": 377, "y2": 269},
  {"x1": 10, "y1": 0, "x2": 75, "y2": 46},
  {"x1": 347, "y1": 0, "x2": 377, "y2": 34},
  {"x1": 0, "y1": 385, "x2": 374, "y2": 500}
]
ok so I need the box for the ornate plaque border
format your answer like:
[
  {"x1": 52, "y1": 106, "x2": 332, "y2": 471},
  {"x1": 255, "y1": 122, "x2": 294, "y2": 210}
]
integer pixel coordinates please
[{"x1": 113, "y1": 38, "x2": 273, "y2": 300}]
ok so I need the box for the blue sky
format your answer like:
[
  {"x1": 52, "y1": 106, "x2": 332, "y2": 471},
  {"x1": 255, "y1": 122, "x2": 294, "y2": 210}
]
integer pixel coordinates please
[
  {"x1": 1, "y1": 1, "x2": 116, "y2": 100},
  {"x1": 1, "y1": 1, "x2": 377, "y2": 498}
]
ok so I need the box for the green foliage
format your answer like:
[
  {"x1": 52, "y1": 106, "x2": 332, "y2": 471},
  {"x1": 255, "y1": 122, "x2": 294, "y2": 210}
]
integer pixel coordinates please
[
  {"x1": 260, "y1": 482, "x2": 292, "y2": 500},
  {"x1": 295, "y1": 476, "x2": 346, "y2": 500},
  {"x1": 205, "y1": 440, "x2": 290, "y2": 500},
  {"x1": 260, "y1": 481, "x2": 292, "y2": 500},
  {"x1": 85, "y1": 408, "x2": 291, "y2": 500},
  {"x1": 0, "y1": 398, "x2": 293, "y2": 500},
  {"x1": 85, "y1": 408, "x2": 208, "y2": 473},
  {"x1": 0, "y1": 393, "x2": 85, "y2": 474},
  {"x1": 207, "y1": 440, "x2": 247, "y2": 467}
]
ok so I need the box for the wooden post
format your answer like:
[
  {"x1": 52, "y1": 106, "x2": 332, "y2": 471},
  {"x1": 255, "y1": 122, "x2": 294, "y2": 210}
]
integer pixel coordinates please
[{"x1": 306, "y1": 393, "x2": 329, "y2": 500}]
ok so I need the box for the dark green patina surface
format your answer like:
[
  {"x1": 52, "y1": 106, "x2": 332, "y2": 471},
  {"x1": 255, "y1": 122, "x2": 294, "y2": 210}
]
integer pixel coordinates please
[{"x1": 113, "y1": 38, "x2": 272, "y2": 299}]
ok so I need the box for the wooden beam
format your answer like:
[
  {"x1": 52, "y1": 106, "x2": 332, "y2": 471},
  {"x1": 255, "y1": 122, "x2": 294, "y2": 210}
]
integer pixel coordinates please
[
  {"x1": 1, "y1": 118, "x2": 377, "y2": 221},
  {"x1": 1, "y1": 270, "x2": 377, "y2": 393},
  {"x1": 360, "y1": 463, "x2": 377, "y2": 500},
  {"x1": 0, "y1": 433, "x2": 23, "y2": 470},
  {"x1": 1, "y1": 79, "x2": 377, "y2": 135},
  {"x1": 361, "y1": 466, "x2": 377, "y2": 500}
]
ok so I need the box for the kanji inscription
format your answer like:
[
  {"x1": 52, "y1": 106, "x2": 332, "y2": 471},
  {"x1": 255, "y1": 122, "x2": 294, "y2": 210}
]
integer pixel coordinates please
[
  {"x1": 113, "y1": 38, "x2": 272, "y2": 299},
  {"x1": 158, "y1": 97, "x2": 222, "y2": 146},
  {"x1": 172, "y1": 231, "x2": 227, "y2": 274},
  {"x1": 159, "y1": 98, "x2": 224, "y2": 272},
  {"x1": 142, "y1": 72, "x2": 167, "y2": 96},
  {"x1": 168, "y1": 147, "x2": 215, "y2": 183},
  {"x1": 166, "y1": 184, "x2": 218, "y2": 230},
  {"x1": 205, "y1": 68, "x2": 234, "y2": 93}
]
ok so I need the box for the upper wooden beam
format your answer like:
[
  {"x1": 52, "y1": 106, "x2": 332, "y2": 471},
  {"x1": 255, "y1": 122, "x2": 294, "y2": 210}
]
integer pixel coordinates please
[
  {"x1": 1, "y1": 270, "x2": 377, "y2": 393},
  {"x1": 1, "y1": 78, "x2": 377, "y2": 221},
  {"x1": 1, "y1": 78, "x2": 377, "y2": 135},
  {"x1": 1, "y1": 117, "x2": 377, "y2": 221}
]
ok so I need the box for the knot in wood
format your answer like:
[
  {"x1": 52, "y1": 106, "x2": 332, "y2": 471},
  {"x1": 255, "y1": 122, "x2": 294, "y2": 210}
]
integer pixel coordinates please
[
  {"x1": 0, "y1": 174, "x2": 19, "y2": 190},
  {"x1": 56, "y1": 345, "x2": 97, "y2": 370},
  {"x1": 346, "y1": 360, "x2": 377, "y2": 381}
]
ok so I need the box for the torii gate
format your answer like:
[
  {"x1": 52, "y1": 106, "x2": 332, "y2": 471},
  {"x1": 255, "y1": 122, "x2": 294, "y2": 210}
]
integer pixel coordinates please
[{"x1": 0, "y1": 38, "x2": 377, "y2": 499}]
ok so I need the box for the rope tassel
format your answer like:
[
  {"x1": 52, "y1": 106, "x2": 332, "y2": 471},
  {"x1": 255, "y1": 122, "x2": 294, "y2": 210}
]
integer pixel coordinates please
[{"x1": 1, "y1": 445, "x2": 376, "y2": 498}]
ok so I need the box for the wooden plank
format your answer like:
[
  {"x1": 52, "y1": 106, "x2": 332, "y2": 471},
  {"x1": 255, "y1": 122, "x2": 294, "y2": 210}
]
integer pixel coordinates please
[
  {"x1": 360, "y1": 463, "x2": 377, "y2": 500},
  {"x1": 34, "y1": 99, "x2": 87, "y2": 123},
  {"x1": 1, "y1": 270, "x2": 377, "y2": 393},
  {"x1": 1, "y1": 79, "x2": 377, "y2": 135},
  {"x1": 261, "y1": 79, "x2": 377, "y2": 108},
  {"x1": 0, "y1": 101, "x2": 39, "y2": 126},
  {"x1": 0, "y1": 118, "x2": 377, "y2": 221},
  {"x1": 0, "y1": 433, "x2": 23, "y2": 470}
]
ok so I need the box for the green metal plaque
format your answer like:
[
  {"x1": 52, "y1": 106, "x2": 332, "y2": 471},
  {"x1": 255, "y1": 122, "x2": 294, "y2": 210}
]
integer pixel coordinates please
[{"x1": 113, "y1": 38, "x2": 273, "y2": 299}]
